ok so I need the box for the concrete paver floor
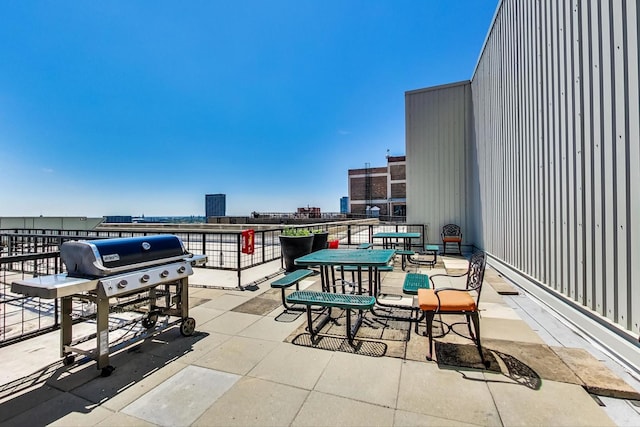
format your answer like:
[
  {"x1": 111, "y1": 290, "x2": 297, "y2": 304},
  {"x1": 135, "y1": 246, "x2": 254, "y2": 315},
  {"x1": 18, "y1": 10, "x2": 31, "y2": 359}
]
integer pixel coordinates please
[{"x1": 1, "y1": 256, "x2": 639, "y2": 426}]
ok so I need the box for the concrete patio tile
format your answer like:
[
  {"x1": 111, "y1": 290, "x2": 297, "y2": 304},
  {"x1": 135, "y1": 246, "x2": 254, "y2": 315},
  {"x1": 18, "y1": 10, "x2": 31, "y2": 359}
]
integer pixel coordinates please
[
  {"x1": 397, "y1": 360, "x2": 501, "y2": 426},
  {"x1": 197, "y1": 310, "x2": 261, "y2": 335},
  {"x1": 485, "y1": 372, "x2": 616, "y2": 426},
  {"x1": 393, "y1": 409, "x2": 480, "y2": 426},
  {"x1": 482, "y1": 338, "x2": 582, "y2": 385},
  {"x1": 190, "y1": 268, "x2": 240, "y2": 290},
  {"x1": 237, "y1": 311, "x2": 306, "y2": 342},
  {"x1": 480, "y1": 287, "x2": 510, "y2": 303},
  {"x1": 194, "y1": 335, "x2": 279, "y2": 375},
  {"x1": 486, "y1": 278, "x2": 520, "y2": 295},
  {"x1": 141, "y1": 326, "x2": 233, "y2": 364},
  {"x1": 292, "y1": 390, "x2": 395, "y2": 426},
  {"x1": 193, "y1": 376, "x2": 309, "y2": 426},
  {"x1": 0, "y1": 383, "x2": 65, "y2": 424},
  {"x1": 2, "y1": 392, "x2": 113, "y2": 427},
  {"x1": 552, "y1": 346, "x2": 640, "y2": 399},
  {"x1": 95, "y1": 411, "x2": 155, "y2": 426},
  {"x1": 69, "y1": 352, "x2": 183, "y2": 410},
  {"x1": 314, "y1": 352, "x2": 402, "y2": 408},
  {"x1": 248, "y1": 342, "x2": 333, "y2": 389},
  {"x1": 480, "y1": 317, "x2": 546, "y2": 344},
  {"x1": 0, "y1": 329, "x2": 62, "y2": 385},
  {"x1": 85, "y1": 361, "x2": 188, "y2": 412},
  {"x1": 188, "y1": 286, "x2": 228, "y2": 298},
  {"x1": 122, "y1": 365, "x2": 240, "y2": 426},
  {"x1": 200, "y1": 293, "x2": 253, "y2": 311},
  {"x1": 189, "y1": 304, "x2": 226, "y2": 324},
  {"x1": 480, "y1": 302, "x2": 522, "y2": 320}
]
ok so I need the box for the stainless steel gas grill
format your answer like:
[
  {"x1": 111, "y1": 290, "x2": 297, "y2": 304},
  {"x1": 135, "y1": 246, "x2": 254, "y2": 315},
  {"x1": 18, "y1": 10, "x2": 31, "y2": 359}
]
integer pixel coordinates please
[{"x1": 11, "y1": 235, "x2": 207, "y2": 376}]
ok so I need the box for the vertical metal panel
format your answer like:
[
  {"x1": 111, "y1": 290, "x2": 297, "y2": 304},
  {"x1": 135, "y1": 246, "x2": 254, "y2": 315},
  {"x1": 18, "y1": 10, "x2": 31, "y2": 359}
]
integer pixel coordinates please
[
  {"x1": 600, "y1": 1, "x2": 616, "y2": 322},
  {"x1": 580, "y1": 0, "x2": 594, "y2": 309},
  {"x1": 406, "y1": 83, "x2": 471, "y2": 244},
  {"x1": 406, "y1": 0, "x2": 640, "y2": 337},
  {"x1": 627, "y1": 0, "x2": 640, "y2": 334},
  {"x1": 572, "y1": 0, "x2": 584, "y2": 305},
  {"x1": 591, "y1": 0, "x2": 605, "y2": 315},
  {"x1": 612, "y1": 0, "x2": 628, "y2": 327}
]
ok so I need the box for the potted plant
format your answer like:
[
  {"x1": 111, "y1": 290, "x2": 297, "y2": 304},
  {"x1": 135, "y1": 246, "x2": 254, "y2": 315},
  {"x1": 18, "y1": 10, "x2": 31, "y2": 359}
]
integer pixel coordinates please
[
  {"x1": 279, "y1": 228, "x2": 314, "y2": 272},
  {"x1": 311, "y1": 229, "x2": 329, "y2": 252}
]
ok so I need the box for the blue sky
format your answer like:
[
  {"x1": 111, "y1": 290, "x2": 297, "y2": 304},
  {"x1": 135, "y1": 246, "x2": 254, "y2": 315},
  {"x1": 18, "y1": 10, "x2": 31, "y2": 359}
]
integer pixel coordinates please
[{"x1": 0, "y1": 1, "x2": 497, "y2": 217}]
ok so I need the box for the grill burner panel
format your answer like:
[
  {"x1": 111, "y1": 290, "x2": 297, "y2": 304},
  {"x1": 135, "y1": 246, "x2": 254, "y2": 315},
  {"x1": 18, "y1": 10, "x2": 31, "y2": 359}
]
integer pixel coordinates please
[{"x1": 98, "y1": 260, "x2": 194, "y2": 298}]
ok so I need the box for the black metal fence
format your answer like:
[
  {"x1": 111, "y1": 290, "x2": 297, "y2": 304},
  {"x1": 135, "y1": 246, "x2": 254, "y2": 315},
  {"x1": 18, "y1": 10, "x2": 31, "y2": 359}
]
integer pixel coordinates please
[{"x1": 0, "y1": 221, "x2": 428, "y2": 346}]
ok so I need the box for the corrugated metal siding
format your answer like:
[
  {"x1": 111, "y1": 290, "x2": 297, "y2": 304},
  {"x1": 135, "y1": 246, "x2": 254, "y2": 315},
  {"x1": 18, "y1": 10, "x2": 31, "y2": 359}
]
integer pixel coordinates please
[
  {"x1": 405, "y1": 82, "x2": 471, "y2": 244},
  {"x1": 470, "y1": 0, "x2": 640, "y2": 334}
]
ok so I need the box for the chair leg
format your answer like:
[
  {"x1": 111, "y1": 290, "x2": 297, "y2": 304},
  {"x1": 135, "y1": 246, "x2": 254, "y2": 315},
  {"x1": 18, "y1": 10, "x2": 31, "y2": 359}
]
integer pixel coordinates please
[
  {"x1": 470, "y1": 312, "x2": 489, "y2": 368},
  {"x1": 465, "y1": 313, "x2": 474, "y2": 339},
  {"x1": 425, "y1": 312, "x2": 435, "y2": 361}
]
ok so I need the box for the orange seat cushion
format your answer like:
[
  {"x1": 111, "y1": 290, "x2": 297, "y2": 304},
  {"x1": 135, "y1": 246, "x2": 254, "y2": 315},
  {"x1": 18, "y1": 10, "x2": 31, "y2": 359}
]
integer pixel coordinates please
[
  {"x1": 418, "y1": 288, "x2": 476, "y2": 312},
  {"x1": 442, "y1": 236, "x2": 462, "y2": 243}
]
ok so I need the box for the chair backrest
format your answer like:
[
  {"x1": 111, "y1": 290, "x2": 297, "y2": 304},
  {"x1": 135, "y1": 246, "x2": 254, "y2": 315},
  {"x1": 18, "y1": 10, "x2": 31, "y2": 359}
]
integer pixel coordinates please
[
  {"x1": 465, "y1": 251, "x2": 487, "y2": 302},
  {"x1": 442, "y1": 224, "x2": 461, "y2": 237}
]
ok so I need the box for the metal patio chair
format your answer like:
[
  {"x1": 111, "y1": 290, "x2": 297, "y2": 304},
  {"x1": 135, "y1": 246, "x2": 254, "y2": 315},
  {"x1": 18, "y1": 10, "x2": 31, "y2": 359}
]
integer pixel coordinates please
[
  {"x1": 441, "y1": 224, "x2": 462, "y2": 255},
  {"x1": 417, "y1": 251, "x2": 489, "y2": 367}
]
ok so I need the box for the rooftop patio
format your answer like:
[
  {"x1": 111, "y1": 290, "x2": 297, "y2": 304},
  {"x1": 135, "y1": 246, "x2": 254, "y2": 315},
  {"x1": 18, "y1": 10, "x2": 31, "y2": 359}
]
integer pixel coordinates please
[{"x1": 1, "y1": 251, "x2": 639, "y2": 426}]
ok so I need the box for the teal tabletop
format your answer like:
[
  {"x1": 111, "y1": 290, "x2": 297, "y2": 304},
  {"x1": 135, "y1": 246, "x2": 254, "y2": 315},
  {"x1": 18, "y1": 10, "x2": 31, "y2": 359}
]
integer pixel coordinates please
[{"x1": 294, "y1": 249, "x2": 395, "y2": 267}]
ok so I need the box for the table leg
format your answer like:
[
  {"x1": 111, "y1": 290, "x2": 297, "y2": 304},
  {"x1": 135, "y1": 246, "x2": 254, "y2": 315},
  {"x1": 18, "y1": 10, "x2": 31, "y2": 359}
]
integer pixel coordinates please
[{"x1": 319, "y1": 265, "x2": 328, "y2": 292}]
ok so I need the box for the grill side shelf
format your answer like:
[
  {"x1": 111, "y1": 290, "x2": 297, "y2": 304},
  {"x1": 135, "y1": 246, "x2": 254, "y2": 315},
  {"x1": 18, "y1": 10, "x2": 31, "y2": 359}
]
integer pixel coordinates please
[{"x1": 11, "y1": 274, "x2": 97, "y2": 299}]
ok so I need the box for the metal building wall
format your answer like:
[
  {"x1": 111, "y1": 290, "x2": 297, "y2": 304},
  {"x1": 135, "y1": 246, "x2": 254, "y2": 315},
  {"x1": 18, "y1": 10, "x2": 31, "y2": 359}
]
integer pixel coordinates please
[
  {"x1": 406, "y1": 82, "x2": 472, "y2": 244},
  {"x1": 471, "y1": 0, "x2": 640, "y2": 335}
]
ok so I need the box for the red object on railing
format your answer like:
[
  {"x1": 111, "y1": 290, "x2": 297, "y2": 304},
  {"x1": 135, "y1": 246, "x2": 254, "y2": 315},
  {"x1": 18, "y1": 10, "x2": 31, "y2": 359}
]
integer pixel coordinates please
[
  {"x1": 241, "y1": 229, "x2": 255, "y2": 254},
  {"x1": 328, "y1": 239, "x2": 339, "y2": 249}
]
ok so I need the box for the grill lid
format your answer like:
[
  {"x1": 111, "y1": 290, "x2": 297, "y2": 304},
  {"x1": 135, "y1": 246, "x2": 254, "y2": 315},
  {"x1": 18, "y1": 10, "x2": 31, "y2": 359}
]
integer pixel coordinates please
[{"x1": 61, "y1": 234, "x2": 189, "y2": 277}]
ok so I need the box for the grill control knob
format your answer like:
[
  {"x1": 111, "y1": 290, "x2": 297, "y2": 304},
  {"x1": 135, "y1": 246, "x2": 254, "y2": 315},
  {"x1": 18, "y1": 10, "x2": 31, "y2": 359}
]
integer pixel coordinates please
[
  {"x1": 141, "y1": 274, "x2": 150, "y2": 283},
  {"x1": 118, "y1": 280, "x2": 128, "y2": 289},
  {"x1": 177, "y1": 266, "x2": 186, "y2": 274},
  {"x1": 160, "y1": 270, "x2": 169, "y2": 278}
]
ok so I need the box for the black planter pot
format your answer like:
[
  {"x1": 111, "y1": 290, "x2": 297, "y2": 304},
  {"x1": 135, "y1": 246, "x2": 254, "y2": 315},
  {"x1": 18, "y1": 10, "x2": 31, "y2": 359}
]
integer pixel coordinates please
[
  {"x1": 279, "y1": 235, "x2": 314, "y2": 272},
  {"x1": 311, "y1": 232, "x2": 329, "y2": 252}
]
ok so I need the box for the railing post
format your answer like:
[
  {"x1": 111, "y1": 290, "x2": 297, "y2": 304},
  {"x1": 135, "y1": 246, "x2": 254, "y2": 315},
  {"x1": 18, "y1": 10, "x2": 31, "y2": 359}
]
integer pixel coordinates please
[
  {"x1": 202, "y1": 233, "x2": 206, "y2": 259},
  {"x1": 347, "y1": 225, "x2": 352, "y2": 245},
  {"x1": 237, "y1": 233, "x2": 243, "y2": 290}
]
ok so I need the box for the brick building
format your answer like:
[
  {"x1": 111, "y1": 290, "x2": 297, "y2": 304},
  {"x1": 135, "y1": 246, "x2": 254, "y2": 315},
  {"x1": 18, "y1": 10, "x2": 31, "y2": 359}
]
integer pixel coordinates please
[{"x1": 348, "y1": 156, "x2": 406, "y2": 218}]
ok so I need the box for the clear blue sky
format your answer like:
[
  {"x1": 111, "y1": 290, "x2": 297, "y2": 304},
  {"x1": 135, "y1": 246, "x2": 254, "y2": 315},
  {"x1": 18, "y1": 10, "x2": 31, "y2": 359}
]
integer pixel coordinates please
[{"x1": 0, "y1": 1, "x2": 497, "y2": 217}]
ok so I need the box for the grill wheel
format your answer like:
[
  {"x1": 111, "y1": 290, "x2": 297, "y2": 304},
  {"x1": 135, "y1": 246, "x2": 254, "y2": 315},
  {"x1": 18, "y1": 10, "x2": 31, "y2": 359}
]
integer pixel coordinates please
[{"x1": 180, "y1": 317, "x2": 196, "y2": 336}]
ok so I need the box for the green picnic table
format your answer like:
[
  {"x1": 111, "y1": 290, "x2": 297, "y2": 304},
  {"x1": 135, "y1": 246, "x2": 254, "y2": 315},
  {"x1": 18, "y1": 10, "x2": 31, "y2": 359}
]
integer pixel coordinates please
[{"x1": 294, "y1": 249, "x2": 395, "y2": 296}]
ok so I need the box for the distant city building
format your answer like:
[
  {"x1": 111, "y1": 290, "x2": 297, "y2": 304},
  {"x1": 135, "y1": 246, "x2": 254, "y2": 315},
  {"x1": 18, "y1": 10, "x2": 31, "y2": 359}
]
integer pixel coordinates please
[
  {"x1": 297, "y1": 206, "x2": 321, "y2": 218},
  {"x1": 205, "y1": 194, "x2": 226, "y2": 217},
  {"x1": 340, "y1": 197, "x2": 349, "y2": 214},
  {"x1": 348, "y1": 156, "x2": 406, "y2": 218}
]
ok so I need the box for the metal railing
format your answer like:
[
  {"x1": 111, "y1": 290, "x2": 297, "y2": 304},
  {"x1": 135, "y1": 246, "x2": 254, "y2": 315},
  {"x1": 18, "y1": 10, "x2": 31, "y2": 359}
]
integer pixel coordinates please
[{"x1": 0, "y1": 221, "x2": 428, "y2": 345}]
